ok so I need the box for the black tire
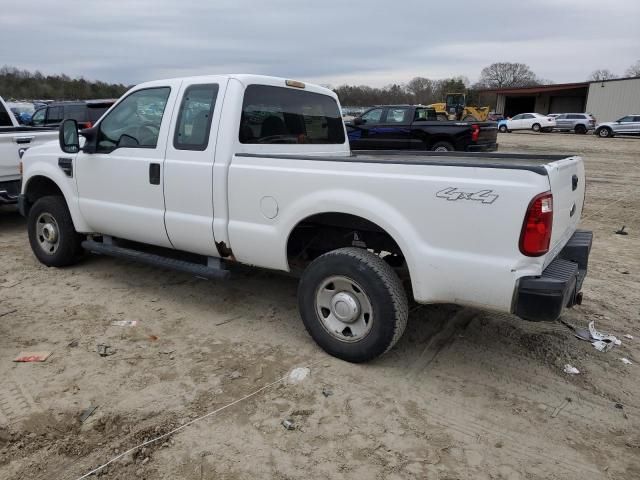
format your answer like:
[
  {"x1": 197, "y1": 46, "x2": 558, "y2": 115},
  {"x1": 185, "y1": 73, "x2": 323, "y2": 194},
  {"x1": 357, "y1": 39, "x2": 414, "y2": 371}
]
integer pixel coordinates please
[
  {"x1": 532, "y1": 123, "x2": 541, "y2": 132},
  {"x1": 597, "y1": 127, "x2": 613, "y2": 138},
  {"x1": 574, "y1": 124, "x2": 587, "y2": 134},
  {"x1": 431, "y1": 141, "x2": 454, "y2": 152},
  {"x1": 27, "y1": 195, "x2": 83, "y2": 267},
  {"x1": 498, "y1": 125, "x2": 508, "y2": 133},
  {"x1": 298, "y1": 247, "x2": 408, "y2": 363}
]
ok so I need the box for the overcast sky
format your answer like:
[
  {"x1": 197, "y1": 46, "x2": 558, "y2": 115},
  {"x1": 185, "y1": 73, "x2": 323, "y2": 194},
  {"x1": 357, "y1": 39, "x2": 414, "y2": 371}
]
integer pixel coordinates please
[{"x1": 1, "y1": 0, "x2": 639, "y2": 87}]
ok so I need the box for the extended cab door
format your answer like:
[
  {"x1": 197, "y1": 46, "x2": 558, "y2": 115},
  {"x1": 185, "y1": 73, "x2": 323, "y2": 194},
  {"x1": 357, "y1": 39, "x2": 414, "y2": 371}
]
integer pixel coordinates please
[
  {"x1": 75, "y1": 81, "x2": 181, "y2": 247},
  {"x1": 163, "y1": 77, "x2": 228, "y2": 256}
]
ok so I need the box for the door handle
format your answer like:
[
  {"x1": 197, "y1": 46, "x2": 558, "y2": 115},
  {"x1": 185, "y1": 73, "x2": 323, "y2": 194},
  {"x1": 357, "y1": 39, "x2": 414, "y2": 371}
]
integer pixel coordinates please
[
  {"x1": 14, "y1": 136, "x2": 34, "y2": 144},
  {"x1": 149, "y1": 163, "x2": 160, "y2": 185}
]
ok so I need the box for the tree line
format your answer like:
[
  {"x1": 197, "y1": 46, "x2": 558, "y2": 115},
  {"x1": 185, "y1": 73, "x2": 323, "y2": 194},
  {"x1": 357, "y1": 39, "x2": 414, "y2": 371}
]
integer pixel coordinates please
[{"x1": 0, "y1": 66, "x2": 129, "y2": 100}]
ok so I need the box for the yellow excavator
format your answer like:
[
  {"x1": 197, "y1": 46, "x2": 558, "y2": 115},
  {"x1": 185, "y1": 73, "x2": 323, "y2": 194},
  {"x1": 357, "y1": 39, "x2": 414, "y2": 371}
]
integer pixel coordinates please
[{"x1": 428, "y1": 93, "x2": 490, "y2": 122}]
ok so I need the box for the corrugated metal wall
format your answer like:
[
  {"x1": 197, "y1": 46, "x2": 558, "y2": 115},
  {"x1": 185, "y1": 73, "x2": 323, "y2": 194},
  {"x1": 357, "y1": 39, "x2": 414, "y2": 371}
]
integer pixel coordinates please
[{"x1": 586, "y1": 78, "x2": 640, "y2": 122}]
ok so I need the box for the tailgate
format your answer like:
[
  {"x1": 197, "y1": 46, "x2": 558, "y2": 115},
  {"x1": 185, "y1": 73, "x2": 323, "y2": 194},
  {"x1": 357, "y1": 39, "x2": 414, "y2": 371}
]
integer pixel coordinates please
[
  {"x1": 545, "y1": 156, "x2": 585, "y2": 262},
  {"x1": 477, "y1": 122, "x2": 498, "y2": 144}
]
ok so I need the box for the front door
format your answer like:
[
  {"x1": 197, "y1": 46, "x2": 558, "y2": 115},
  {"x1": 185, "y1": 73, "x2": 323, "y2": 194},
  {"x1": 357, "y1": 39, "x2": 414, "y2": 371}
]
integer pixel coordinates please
[
  {"x1": 75, "y1": 82, "x2": 180, "y2": 247},
  {"x1": 348, "y1": 107, "x2": 385, "y2": 149},
  {"x1": 376, "y1": 106, "x2": 411, "y2": 149}
]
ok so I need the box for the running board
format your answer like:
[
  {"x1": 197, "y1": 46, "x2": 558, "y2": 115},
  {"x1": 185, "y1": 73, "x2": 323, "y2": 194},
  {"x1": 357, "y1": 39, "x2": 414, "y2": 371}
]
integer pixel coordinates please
[{"x1": 81, "y1": 240, "x2": 230, "y2": 280}]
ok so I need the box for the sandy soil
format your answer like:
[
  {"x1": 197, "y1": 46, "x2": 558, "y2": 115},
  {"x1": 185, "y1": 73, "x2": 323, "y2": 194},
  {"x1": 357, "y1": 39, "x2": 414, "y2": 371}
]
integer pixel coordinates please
[{"x1": 1, "y1": 132, "x2": 639, "y2": 480}]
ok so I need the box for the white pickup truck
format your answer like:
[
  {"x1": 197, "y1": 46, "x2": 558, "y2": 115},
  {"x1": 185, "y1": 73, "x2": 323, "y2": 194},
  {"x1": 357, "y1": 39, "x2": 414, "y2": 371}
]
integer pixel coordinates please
[
  {"x1": 19, "y1": 75, "x2": 592, "y2": 362},
  {"x1": 0, "y1": 96, "x2": 58, "y2": 204}
]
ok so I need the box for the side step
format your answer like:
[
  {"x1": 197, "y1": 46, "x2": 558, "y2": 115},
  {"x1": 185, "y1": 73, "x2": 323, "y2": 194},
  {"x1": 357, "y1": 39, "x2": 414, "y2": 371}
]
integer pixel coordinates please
[{"x1": 81, "y1": 240, "x2": 230, "y2": 280}]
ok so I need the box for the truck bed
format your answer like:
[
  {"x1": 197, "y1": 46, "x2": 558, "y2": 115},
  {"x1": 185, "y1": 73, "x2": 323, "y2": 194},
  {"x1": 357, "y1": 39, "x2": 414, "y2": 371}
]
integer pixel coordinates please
[{"x1": 237, "y1": 150, "x2": 577, "y2": 175}]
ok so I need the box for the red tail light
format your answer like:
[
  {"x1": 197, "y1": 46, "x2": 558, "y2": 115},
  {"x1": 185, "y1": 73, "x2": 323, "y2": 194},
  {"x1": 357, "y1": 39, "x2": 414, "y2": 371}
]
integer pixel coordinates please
[
  {"x1": 519, "y1": 192, "x2": 553, "y2": 256},
  {"x1": 471, "y1": 124, "x2": 480, "y2": 142}
]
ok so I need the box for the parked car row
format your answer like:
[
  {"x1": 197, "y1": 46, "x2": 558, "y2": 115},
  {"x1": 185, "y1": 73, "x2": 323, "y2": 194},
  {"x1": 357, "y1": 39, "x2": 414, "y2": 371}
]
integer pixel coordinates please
[{"x1": 496, "y1": 112, "x2": 640, "y2": 138}]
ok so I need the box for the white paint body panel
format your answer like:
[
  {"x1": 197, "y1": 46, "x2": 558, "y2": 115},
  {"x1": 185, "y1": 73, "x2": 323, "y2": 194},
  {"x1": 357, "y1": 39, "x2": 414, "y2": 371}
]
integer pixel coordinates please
[{"x1": 20, "y1": 74, "x2": 586, "y2": 314}]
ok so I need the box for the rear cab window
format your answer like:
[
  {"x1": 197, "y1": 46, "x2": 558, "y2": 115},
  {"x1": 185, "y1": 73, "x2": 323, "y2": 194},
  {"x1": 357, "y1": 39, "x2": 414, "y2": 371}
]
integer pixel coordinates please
[
  {"x1": 174, "y1": 84, "x2": 219, "y2": 150},
  {"x1": 239, "y1": 85, "x2": 345, "y2": 144}
]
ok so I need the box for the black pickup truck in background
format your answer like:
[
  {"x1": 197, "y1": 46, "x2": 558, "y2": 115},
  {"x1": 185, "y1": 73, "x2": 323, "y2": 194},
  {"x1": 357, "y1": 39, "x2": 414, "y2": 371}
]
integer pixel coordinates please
[{"x1": 347, "y1": 105, "x2": 498, "y2": 152}]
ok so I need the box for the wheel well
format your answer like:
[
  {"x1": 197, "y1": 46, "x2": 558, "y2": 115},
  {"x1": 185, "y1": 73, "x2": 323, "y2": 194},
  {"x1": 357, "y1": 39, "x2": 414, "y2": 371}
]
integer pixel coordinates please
[
  {"x1": 23, "y1": 176, "x2": 64, "y2": 214},
  {"x1": 426, "y1": 135, "x2": 455, "y2": 149},
  {"x1": 287, "y1": 212, "x2": 409, "y2": 278}
]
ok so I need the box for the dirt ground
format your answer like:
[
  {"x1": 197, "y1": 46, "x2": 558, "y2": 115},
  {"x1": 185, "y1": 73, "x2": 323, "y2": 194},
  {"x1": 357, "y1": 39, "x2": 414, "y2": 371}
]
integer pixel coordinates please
[{"x1": 1, "y1": 132, "x2": 639, "y2": 480}]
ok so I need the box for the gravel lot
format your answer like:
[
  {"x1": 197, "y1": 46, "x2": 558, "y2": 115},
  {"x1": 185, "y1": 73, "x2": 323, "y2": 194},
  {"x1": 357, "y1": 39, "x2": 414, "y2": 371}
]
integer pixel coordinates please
[{"x1": 1, "y1": 132, "x2": 639, "y2": 480}]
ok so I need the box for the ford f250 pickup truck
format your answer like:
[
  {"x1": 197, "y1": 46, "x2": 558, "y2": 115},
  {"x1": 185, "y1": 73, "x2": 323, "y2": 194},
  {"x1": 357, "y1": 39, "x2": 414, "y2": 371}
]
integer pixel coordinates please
[
  {"x1": 19, "y1": 75, "x2": 592, "y2": 362},
  {"x1": 1, "y1": 96, "x2": 58, "y2": 204},
  {"x1": 348, "y1": 105, "x2": 498, "y2": 152}
]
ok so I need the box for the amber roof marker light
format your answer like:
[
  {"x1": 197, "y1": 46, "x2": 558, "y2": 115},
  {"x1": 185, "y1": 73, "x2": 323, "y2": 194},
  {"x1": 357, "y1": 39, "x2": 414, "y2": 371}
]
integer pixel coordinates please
[{"x1": 285, "y1": 80, "x2": 305, "y2": 89}]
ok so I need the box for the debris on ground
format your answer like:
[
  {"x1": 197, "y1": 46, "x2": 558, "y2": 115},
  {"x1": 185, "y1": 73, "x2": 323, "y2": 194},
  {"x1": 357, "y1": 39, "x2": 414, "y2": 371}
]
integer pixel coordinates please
[
  {"x1": 624, "y1": 334, "x2": 634, "y2": 340},
  {"x1": 80, "y1": 405, "x2": 98, "y2": 423},
  {"x1": 615, "y1": 403, "x2": 624, "y2": 409},
  {"x1": 0, "y1": 308, "x2": 17, "y2": 318},
  {"x1": 551, "y1": 397, "x2": 572, "y2": 418},
  {"x1": 281, "y1": 418, "x2": 295, "y2": 430},
  {"x1": 13, "y1": 351, "x2": 52, "y2": 362},
  {"x1": 111, "y1": 320, "x2": 138, "y2": 327},
  {"x1": 621, "y1": 358, "x2": 633, "y2": 365},
  {"x1": 287, "y1": 367, "x2": 310, "y2": 384},
  {"x1": 97, "y1": 344, "x2": 116, "y2": 357},
  {"x1": 614, "y1": 225, "x2": 628, "y2": 235},
  {"x1": 588, "y1": 321, "x2": 621, "y2": 352},
  {"x1": 148, "y1": 335, "x2": 159, "y2": 341},
  {"x1": 322, "y1": 387, "x2": 333, "y2": 397},
  {"x1": 563, "y1": 364, "x2": 580, "y2": 375},
  {"x1": 68, "y1": 339, "x2": 79, "y2": 348}
]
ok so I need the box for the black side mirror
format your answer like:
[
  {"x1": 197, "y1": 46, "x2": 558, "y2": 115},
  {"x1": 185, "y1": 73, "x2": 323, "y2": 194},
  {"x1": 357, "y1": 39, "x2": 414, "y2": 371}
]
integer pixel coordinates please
[
  {"x1": 59, "y1": 119, "x2": 80, "y2": 154},
  {"x1": 353, "y1": 117, "x2": 364, "y2": 125}
]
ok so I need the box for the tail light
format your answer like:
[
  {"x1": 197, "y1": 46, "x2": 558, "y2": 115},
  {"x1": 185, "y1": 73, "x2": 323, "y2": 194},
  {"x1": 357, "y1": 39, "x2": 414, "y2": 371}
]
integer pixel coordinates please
[
  {"x1": 519, "y1": 192, "x2": 553, "y2": 256},
  {"x1": 471, "y1": 124, "x2": 480, "y2": 142}
]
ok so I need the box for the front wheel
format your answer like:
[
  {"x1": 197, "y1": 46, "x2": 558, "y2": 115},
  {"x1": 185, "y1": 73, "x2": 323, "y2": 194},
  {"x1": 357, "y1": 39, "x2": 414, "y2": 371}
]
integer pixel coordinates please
[
  {"x1": 298, "y1": 247, "x2": 408, "y2": 363},
  {"x1": 499, "y1": 125, "x2": 508, "y2": 133},
  {"x1": 532, "y1": 123, "x2": 541, "y2": 132},
  {"x1": 27, "y1": 196, "x2": 83, "y2": 267},
  {"x1": 597, "y1": 127, "x2": 613, "y2": 138}
]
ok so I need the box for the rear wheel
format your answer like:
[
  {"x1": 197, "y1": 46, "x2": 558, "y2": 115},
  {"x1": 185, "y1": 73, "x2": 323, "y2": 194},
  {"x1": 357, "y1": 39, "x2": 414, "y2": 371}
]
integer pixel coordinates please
[
  {"x1": 298, "y1": 247, "x2": 408, "y2": 363},
  {"x1": 431, "y1": 141, "x2": 454, "y2": 152},
  {"x1": 597, "y1": 127, "x2": 613, "y2": 138},
  {"x1": 532, "y1": 123, "x2": 541, "y2": 132},
  {"x1": 27, "y1": 196, "x2": 83, "y2": 267},
  {"x1": 574, "y1": 124, "x2": 587, "y2": 134}
]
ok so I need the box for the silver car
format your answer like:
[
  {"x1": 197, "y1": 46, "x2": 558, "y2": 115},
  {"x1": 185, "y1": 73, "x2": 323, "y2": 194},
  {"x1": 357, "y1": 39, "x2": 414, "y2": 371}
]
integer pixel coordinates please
[
  {"x1": 553, "y1": 113, "x2": 596, "y2": 134},
  {"x1": 595, "y1": 115, "x2": 640, "y2": 138}
]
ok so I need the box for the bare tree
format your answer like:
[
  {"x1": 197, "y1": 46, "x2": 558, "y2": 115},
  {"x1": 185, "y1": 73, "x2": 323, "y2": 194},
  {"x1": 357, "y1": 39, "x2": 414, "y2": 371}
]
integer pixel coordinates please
[
  {"x1": 625, "y1": 60, "x2": 640, "y2": 77},
  {"x1": 476, "y1": 63, "x2": 541, "y2": 89},
  {"x1": 589, "y1": 69, "x2": 617, "y2": 81}
]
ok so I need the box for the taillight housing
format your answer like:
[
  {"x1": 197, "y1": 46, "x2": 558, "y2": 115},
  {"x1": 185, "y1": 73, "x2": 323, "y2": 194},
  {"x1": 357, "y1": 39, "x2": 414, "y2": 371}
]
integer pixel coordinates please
[
  {"x1": 471, "y1": 124, "x2": 480, "y2": 142},
  {"x1": 519, "y1": 192, "x2": 553, "y2": 256}
]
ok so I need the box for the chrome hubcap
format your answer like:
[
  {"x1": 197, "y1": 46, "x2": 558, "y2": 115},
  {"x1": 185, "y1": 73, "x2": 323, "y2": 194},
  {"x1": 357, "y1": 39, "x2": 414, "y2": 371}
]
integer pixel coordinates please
[
  {"x1": 36, "y1": 213, "x2": 60, "y2": 254},
  {"x1": 315, "y1": 275, "x2": 373, "y2": 342}
]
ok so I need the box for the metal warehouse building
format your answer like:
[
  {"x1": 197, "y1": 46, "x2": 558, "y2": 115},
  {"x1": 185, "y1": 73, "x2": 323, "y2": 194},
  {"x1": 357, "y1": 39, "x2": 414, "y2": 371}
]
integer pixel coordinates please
[{"x1": 479, "y1": 76, "x2": 640, "y2": 122}]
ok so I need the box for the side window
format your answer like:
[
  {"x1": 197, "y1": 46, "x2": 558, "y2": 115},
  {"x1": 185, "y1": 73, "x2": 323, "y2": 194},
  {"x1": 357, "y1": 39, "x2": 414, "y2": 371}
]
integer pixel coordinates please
[
  {"x1": 0, "y1": 102, "x2": 12, "y2": 127},
  {"x1": 174, "y1": 84, "x2": 219, "y2": 150},
  {"x1": 46, "y1": 106, "x2": 63, "y2": 123},
  {"x1": 31, "y1": 108, "x2": 46, "y2": 126},
  {"x1": 633, "y1": 116, "x2": 640, "y2": 122},
  {"x1": 65, "y1": 105, "x2": 87, "y2": 121},
  {"x1": 619, "y1": 116, "x2": 633, "y2": 122},
  {"x1": 567, "y1": 114, "x2": 580, "y2": 120},
  {"x1": 361, "y1": 108, "x2": 384, "y2": 124},
  {"x1": 97, "y1": 87, "x2": 171, "y2": 153},
  {"x1": 511, "y1": 114, "x2": 522, "y2": 120},
  {"x1": 385, "y1": 108, "x2": 409, "y2": 123},
  {"x1": 555, "y1": 114, "x2": 566, "y2": 119}
]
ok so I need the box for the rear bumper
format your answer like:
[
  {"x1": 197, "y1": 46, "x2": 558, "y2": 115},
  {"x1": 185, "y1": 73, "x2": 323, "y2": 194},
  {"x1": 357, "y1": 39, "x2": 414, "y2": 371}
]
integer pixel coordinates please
[
  {"x1": 466, "y1": 142, "x2": 498, "y2": 152},
  {"x1": 0, "y1": 180, "x2": 21, "y2": 205},
  {"x1": 514, "y1": 230, "x2": 593, "y2": 322}
]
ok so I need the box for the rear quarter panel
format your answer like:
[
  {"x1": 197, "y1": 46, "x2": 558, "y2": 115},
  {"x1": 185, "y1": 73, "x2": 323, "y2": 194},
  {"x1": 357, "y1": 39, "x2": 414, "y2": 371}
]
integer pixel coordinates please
[{"x1": 227, "y1": 155, "x2": 551, "y2": 311}]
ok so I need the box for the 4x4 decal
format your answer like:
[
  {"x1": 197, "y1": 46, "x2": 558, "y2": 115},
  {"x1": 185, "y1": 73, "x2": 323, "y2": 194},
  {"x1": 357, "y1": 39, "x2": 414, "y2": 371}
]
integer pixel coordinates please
[{"x1": 436, "y1": 187, "x2": 498, "y2": 204}]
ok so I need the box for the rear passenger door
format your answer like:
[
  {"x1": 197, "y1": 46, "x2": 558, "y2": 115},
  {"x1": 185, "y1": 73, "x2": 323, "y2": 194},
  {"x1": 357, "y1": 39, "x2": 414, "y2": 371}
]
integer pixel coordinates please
[
  {"x1": 163, "y1": 77, "x2": 228, "y2": 256},
  {"x1": 555, "y1": 114, "x2": 569, "y2": 129}
]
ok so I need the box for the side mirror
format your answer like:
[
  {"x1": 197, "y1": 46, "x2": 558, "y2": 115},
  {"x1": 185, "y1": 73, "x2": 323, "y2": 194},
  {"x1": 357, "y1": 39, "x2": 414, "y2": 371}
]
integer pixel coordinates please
[
  {"x1": 59, "y1": 119, "x2": 80, "y2": 154},
  {"x1": 353, "y1": 117, "x2": 364, "y2": 125}
]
